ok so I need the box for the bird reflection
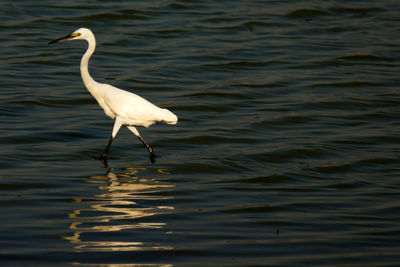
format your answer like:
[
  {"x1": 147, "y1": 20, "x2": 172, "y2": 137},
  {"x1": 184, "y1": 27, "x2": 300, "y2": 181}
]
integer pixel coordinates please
[{"x1": 63, "y1": 166, "x2": 174, "y2": 252}]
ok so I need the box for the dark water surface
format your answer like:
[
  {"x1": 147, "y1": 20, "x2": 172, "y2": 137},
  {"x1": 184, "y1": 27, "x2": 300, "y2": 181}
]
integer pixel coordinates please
[{"x1": 1, "y1": 0, "x2": 400, "y2": 266}]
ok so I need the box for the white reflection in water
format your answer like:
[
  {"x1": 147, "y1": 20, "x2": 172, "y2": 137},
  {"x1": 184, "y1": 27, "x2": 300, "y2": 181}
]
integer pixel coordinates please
[{"x1": 63, "y1": 167, "x2": 175, "y2": 252}]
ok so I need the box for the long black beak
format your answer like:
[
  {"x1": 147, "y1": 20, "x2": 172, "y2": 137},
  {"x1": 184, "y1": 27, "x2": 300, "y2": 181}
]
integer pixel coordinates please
[{"x1": 48, "y1": 34, "x2": 73, "y2": 44}]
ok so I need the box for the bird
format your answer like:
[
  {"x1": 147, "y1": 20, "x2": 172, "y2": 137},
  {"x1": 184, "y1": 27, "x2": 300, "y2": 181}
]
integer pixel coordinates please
[{"x1": 49, "y1": 28, "x2": 178, "y2": 164}]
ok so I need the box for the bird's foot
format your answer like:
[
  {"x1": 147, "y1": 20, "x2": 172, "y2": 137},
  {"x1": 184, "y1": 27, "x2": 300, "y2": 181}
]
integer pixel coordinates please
[
  {"x1": 149, "y1": 152, "x2": 156, "y2": 164},
  {"x1": 99, "y1": 152, "x2": 109, "y2": 167},
  {"x1": 100, "y1": 152, "x2": 107, "y2": 160}
]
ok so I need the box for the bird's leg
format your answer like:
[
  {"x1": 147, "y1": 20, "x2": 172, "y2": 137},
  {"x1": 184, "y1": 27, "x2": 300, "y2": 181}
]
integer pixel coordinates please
[
  {"x1": 137, "y1": 135, "x2": 156, "y2": 164},
  {"x1": 100, "y1": 136, "x2": 114, "y2": 160},
  {"x1": 127, "y1": 126, "x2": 156, "y2": 164},
  {"x1": 100, "y1": 117, "x2": 122, "y2": 162}
]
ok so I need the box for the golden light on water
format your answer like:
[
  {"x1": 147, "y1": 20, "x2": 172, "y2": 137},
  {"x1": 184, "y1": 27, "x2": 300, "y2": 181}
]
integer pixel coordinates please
[{"x1": 63, "y1": 167, "x2": 175, "y2": 252}]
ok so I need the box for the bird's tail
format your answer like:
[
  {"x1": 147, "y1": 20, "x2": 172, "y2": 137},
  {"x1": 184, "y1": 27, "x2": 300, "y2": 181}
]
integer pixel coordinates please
[{"x1": 162, "y1": 108, "x2": 178, "y2": 124}]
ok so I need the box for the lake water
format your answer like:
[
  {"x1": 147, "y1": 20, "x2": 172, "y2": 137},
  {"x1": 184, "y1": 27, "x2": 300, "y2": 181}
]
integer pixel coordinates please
[{"x1": 1, "y1": 0, "x2": 400, "y2": 266}]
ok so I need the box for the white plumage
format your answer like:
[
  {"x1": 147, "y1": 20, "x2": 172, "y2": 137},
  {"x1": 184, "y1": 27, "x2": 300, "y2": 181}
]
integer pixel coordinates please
[{"x1": 49, "y1": 28, "x2": 178, "y2": 163}]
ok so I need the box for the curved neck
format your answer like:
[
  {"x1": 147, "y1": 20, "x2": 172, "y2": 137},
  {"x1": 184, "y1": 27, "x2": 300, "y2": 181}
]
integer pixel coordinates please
[{"x1": 80, "y1": 36, "x2": 97, "y2": 92}]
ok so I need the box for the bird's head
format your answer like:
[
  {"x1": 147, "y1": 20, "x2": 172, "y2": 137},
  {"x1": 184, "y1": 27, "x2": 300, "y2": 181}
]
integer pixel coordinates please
[{"x1": 48, "y1": 28, "x2": 93, "y2": 44}]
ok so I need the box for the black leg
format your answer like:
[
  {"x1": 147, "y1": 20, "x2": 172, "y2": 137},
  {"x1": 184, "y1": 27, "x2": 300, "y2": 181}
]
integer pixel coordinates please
[
  {"x1": 137, "y1": 135, "x2": 156, "y2": 164},
  {"x1": 100, "y1": 136, "x2": 114, "y2": 161}
]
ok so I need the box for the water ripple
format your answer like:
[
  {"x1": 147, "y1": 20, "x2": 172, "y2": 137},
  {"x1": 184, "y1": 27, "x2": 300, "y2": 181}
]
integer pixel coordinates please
[{"x1": 1, "y1": 0, "x2": 400, "y2": 266}]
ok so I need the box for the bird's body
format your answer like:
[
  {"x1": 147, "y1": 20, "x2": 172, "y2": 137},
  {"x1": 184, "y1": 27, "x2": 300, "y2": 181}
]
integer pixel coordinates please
[
  {"x1": 88, "y1": 81, "x2": 177, "y2": 127},
  {"x1": 49, "y1": 28, "x2": 177, "y2": 163}
]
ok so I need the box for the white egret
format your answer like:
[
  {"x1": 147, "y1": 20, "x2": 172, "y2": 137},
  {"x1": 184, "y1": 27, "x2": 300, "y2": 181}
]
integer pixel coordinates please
[{"x1": 49, "y1": 28, "x2": 178, "y2": 164}]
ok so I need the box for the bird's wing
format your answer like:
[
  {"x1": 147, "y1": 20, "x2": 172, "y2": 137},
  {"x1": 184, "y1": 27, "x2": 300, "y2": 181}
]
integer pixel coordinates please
[{"x1": 101, "y1": 84, "x2": 164, "y2": 124}]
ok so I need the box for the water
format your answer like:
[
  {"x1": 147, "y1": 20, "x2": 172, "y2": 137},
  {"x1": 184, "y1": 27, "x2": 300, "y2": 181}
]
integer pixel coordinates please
[{"x1": 1, "y1": 0, "x2": 400, "y2": 266}]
